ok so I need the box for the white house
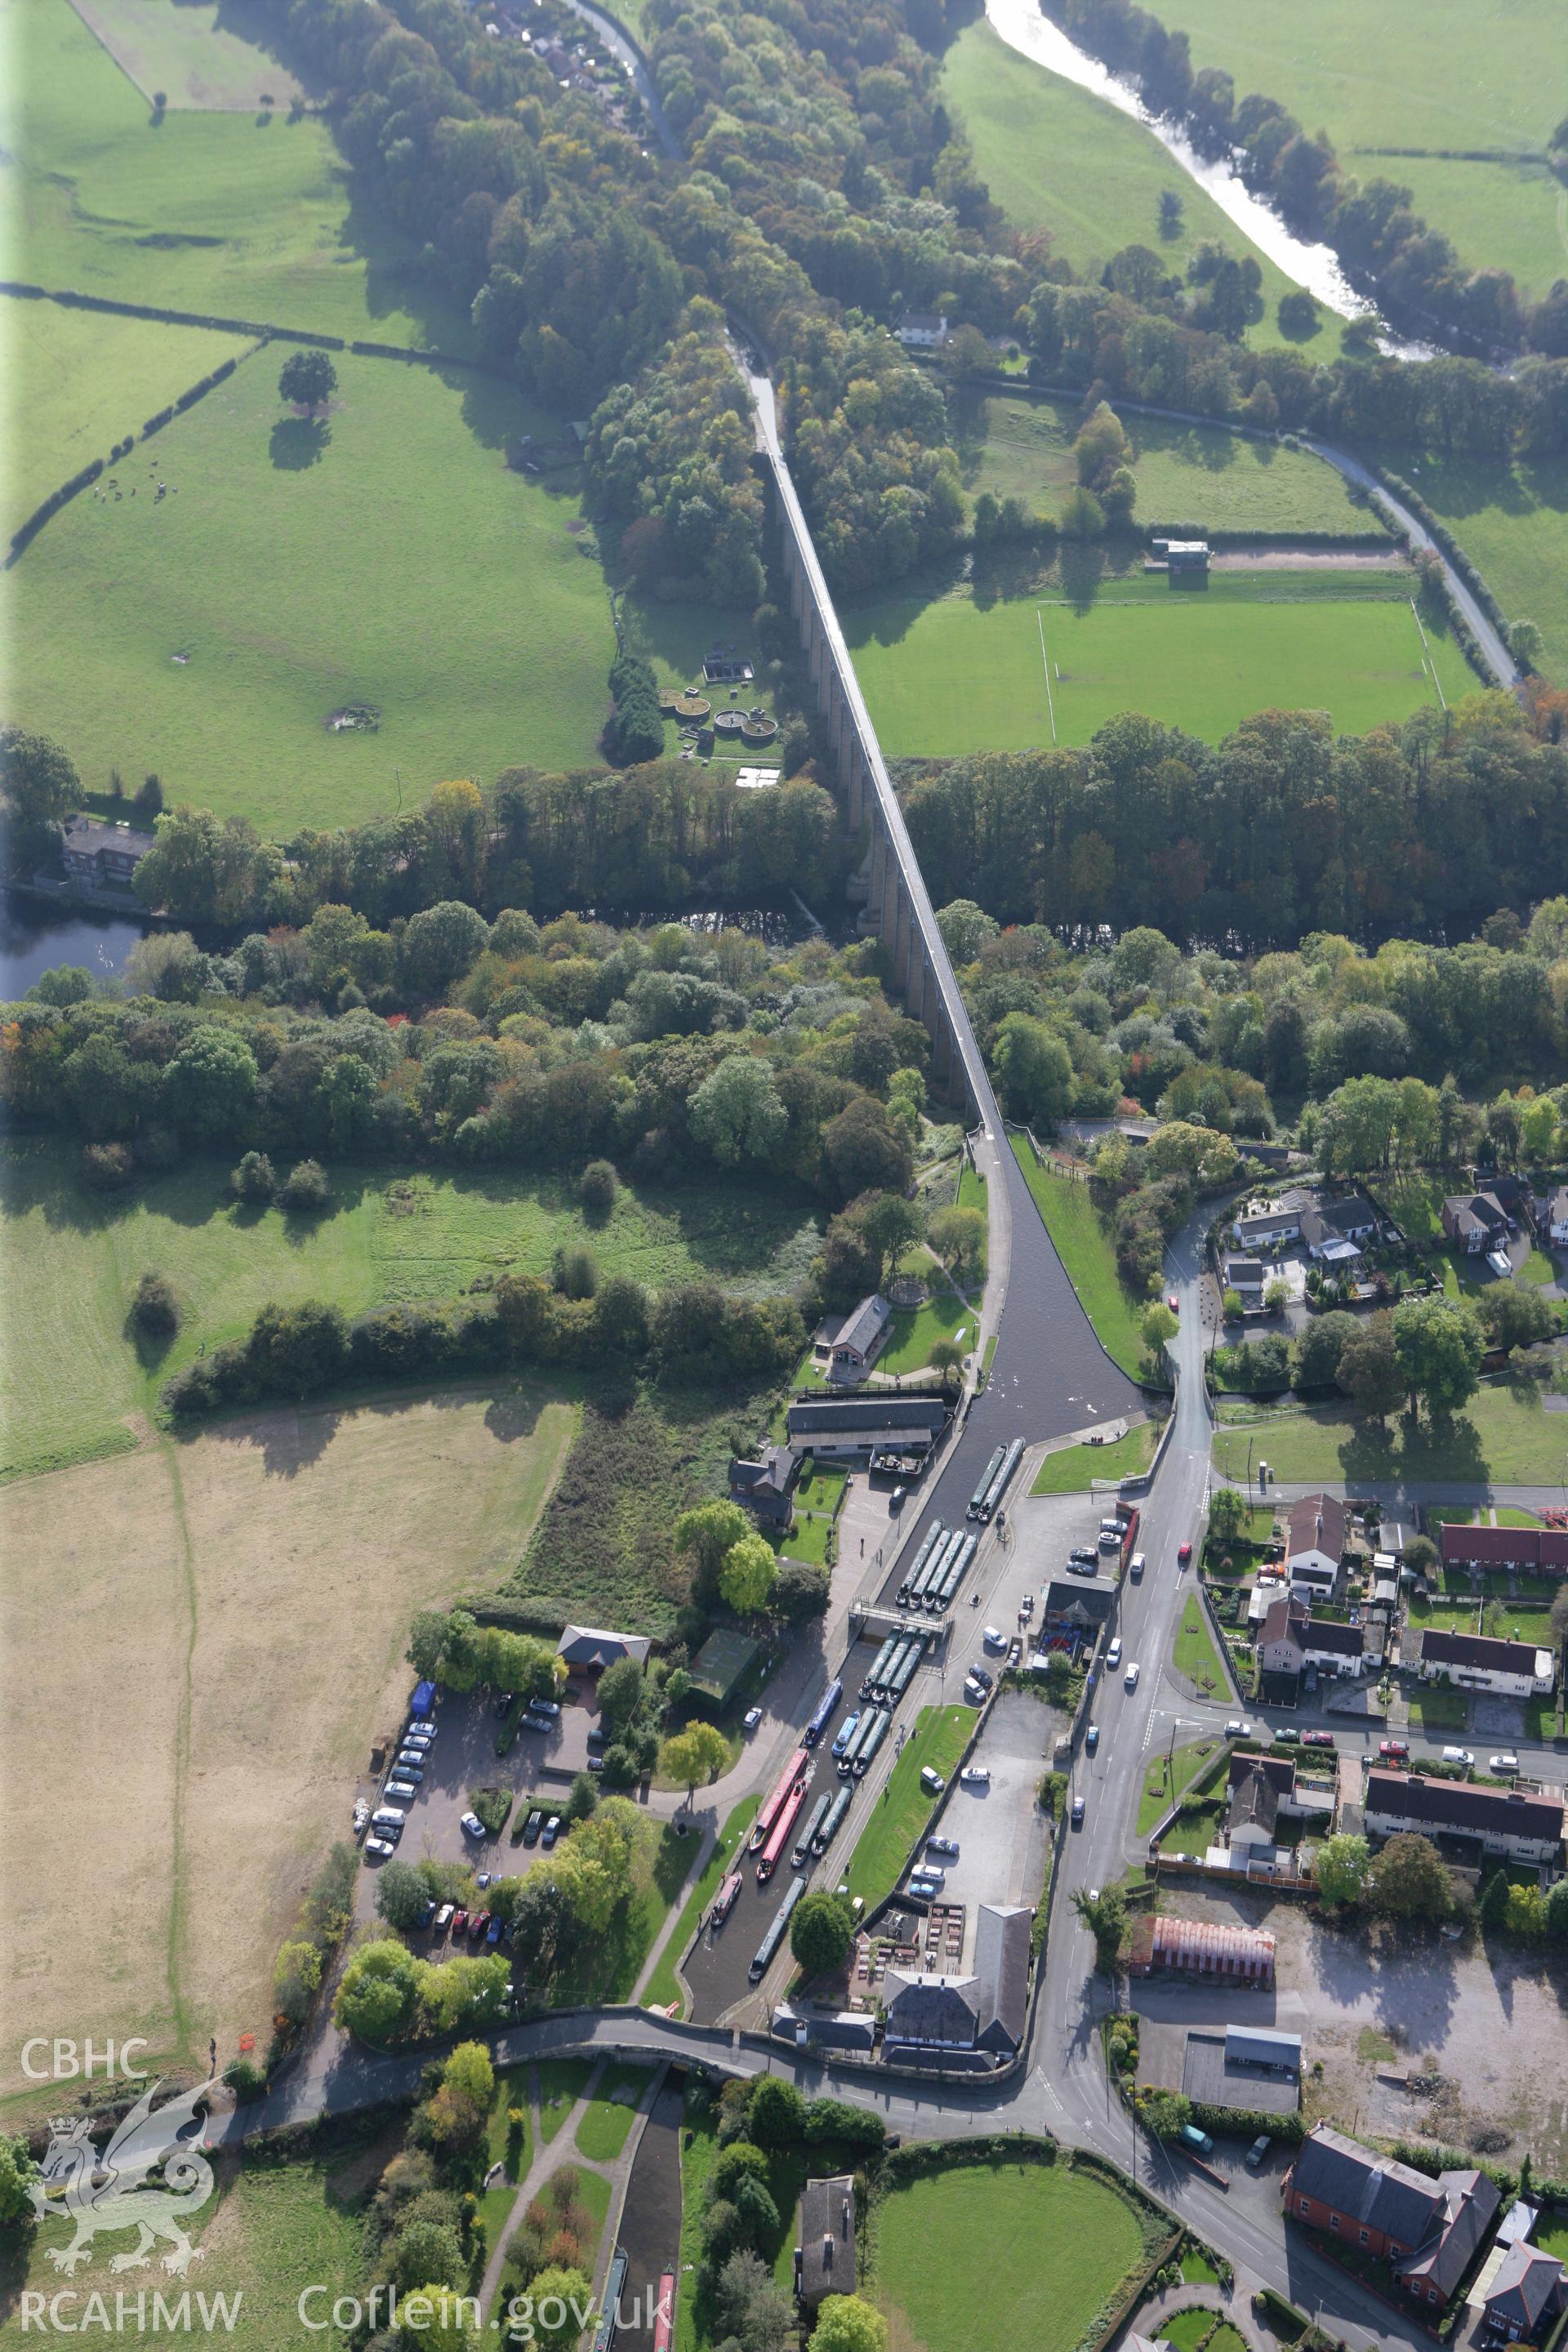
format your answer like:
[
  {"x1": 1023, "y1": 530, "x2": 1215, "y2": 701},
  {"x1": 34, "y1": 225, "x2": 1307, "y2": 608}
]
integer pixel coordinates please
[
  {"x1": 1544, "y1": 1186, "x2": 1568, "y2": 1249},
  {"x1": 1364, "y1": 1770, "x2": 1565, "y2": 1864},
  {"x1": 1229, "y1": 1188, "x2": 1312, "y2": 1251},
  {"x1": 1414, "y1": 1627, "x2": 1555, "y2": 1699},
  {"x1": 1299, "y1": 1196, "x2": 1379, "y2": 1263},
  {"x1": 893, "y1": 310, "x2": 950, "y2": 348},
  {"x1": 1285, "y1": 1493, "x2": 1347, "y2": 1599}
]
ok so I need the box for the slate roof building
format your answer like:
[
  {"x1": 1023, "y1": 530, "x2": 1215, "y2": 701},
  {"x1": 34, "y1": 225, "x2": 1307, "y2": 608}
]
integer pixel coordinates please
[
  {"x1": 1483, "y1": 2242, "x2": 1568, "y2": 2341},
  {"x1": 795, "y1": 2176, "x2": 857, "y2": 2310},
  {"x1": 556, "y1": 1624, "x2": 652, "y2": 1673},
  {"x1": 1414, "y1": 1626, "x2": 1556, "y2": 1698},
  {"x1": 786, "y1": 1394, "x2": 947, "y2": 1459},
  {"x1": 883, "y1": 1903, "x2": 1030, "y2": 2060},
  {"x1": 1363, "y1": 1770, "x2": 1564, "y2": 1864},
  {"x1": 813, "y1": 1292, "x2": 892, "y2": 1379},
  {"x1": 1285, "y1": 2125, "x2": 1499, "y2": 2308}
]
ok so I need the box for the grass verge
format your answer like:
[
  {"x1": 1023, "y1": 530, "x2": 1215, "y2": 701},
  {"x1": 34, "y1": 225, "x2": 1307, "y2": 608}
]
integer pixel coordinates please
[
  {"x1": 840, "y1": 1705, "x2": 973, "y2": 1912},
  {"x1": 1033, "y1": 1420, "x2": 1156, "y2": 1493},
  {"x1": 642, "y1": 1796, "x2": 760, "y2": 2016}
]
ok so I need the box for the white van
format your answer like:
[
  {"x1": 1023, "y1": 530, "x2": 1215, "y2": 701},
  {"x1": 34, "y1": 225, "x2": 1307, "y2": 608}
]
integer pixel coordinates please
[
  {"x1": 371, "y1": 1805, "x2": 406, "y2": 1829},
  {"x1": 1106, "y1": 1636, "x2": 1123, "y2": 1669},
  {"x1": 1129, "y1": 1552, "x2": 1146, "y2": 1580}
]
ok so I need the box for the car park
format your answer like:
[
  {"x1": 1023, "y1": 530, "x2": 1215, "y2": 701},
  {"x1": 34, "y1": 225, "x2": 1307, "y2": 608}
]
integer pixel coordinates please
[
  {"x1": 1490, "y1": 1753, "x2": 1521, "y2": 1775},
  {"x1": 1224, "y1": 1719, "x2": 1251, "y2": 1739},
  {"x1": 1302, "y1": 1730, "x2": 1334, "y2": 1748},
  {"x1": 960, "y1": 1766, "x2": 991, "y2": 1788},
  {"x1": 541, "y1": 1815, "x2": 562, "y2": 1848},
  {"x1": 1071, "y1": 1794, "x2": 1085, "y2": 1826},
  {"x1": 927, "y1": 1836, "x2": 959, "y2": 1859},
  {"x1": 1106, "y1": 1637, "x2": 1123, "y2": 1668},
  {"x1": 433, "y1": 1903, "x2": 455, "y2": 1933},
  {"x1": 1379, "y1": 1738, "x2": 1410, "y2": 1761},
  {"x1": 968, "y1": 1664, "x2": 994, "y2": 1692},
  {"x1": 1245, "y1": 2135, "x2": 1272, "y2": 2170},
  {"x1": 523, "y1": 1811, "x2": 544, "y2": 1846},
  {"x1": 363, "y1": 1834, "x2": 397, "y2": 1859},
  {"x1": 1443, "y1": 1745, "x2": 1475, "y2": 1769},
  {"x1": 460, "y1": 1811, "x2": 487, "y2": 1838},
  {"x1": 1085, "y1": 1724, "x2": 1100, "y2": 1753},
  {"x1": 920, "y1": 1766, "x2": 947, "y2": 1794},
  {"x1": 1124, "y1": 1663, "x2": 1139, "y2": 1690}
]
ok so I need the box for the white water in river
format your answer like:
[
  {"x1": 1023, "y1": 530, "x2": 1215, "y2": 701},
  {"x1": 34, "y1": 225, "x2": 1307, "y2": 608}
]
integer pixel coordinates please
[{"x1": 984, "y1": 0, "x2": 1422, "y2": 349}]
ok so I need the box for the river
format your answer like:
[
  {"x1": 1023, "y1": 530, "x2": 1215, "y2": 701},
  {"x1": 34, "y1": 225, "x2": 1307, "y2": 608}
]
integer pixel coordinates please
[
  {"x1": 0, "y1": 893, "x2": 149, "y2": 998},
  {"x1": 983, "y1": 0, "x2": 1427, "y2": 354}
]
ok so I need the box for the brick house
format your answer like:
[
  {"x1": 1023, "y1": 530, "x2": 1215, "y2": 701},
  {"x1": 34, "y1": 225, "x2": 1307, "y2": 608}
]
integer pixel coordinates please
[
  {"x1": 61, "y1": 813, "x2": 156, "y2": 888},
  {"x1": 1285, "y1": 2125, "x2": 1499, "y2": 2309},
  {"x1": 1484, "y1": 2243, "x2": 1568, "y2": 2341},
  {"x1": 1363, "y1": 1770, "x2": 1565, "y2": 1864},
  {"x1": 1414, "y1": 1626, "x2": 1555, "y2": 1699},
  {"x1": 1441, "y1": 1192, "x2": 1512, "y2": 1254}
]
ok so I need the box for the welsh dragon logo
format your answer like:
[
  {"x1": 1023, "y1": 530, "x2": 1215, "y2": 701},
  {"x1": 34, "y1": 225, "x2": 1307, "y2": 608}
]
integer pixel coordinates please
[{"x1": 29, "y1": 2078, "x2": 216, "y2": 2276}]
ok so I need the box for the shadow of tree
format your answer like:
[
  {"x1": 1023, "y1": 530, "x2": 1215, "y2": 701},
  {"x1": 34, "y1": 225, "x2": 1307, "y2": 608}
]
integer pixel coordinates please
[{"x1": 270, "y1": 416, "x2": 331, "y2": 470}]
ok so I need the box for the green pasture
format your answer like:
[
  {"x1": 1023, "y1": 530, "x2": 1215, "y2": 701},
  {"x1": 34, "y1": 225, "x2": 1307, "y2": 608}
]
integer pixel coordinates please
[
  {"x1": 1009, "y1": 1138, "x2": 1147, "y2": 1379},
  {"x1": 6, "y1": 348, "x2": 616, "y2": 827},
  {"x1": 65, "y1": 0, "x2": 307, "y2": 108},
  {"x1": 1213, "y1": 1380, "x2": 1568, "y2": 1488},
  {"x1": 938, "y1": 20, "x2": 1343, "y2": 356},
  {"x1": 1162, "y1": 0, "x2": 1565, "y2": 296},
  {"x1": 848, "y1": 577, "x2": 1469, "y2": 756},
  {"x1": 4, "y1": 0, "x2": 466, "y2": 345},
  {"x1": 2, "y1": 300, "x2": 255, "y2": 537},
  {"x1": 0, "y1": 1141, "x2": 821, "y2": 1481},
  {"x1": 872, "y1": 2155, "x2": 1150, "y2": 2352},
  {"x1": 953, "y1": 390, "x2": 1371, "y2": 538},
  {"x1": 1404, "y1": 450, "x2": 1568, "y2": 686}
]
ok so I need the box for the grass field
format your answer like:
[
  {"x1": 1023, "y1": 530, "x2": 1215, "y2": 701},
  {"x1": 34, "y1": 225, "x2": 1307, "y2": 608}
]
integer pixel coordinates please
[
  {"x1": 849, "y1": 574, "x2": 1470, "y2": 757},
  {"x1": 4, "y1": 0, "x2": 469, "y2": 345},
  {"x1": 956, "y1": 390, "x2": 1370, "y2": 537},
  {"x1": 1136, "y1": 1738, "x2": 1223, "y2": 1834},
  {"x1": 872, "y1": 2154, "x2": 1150, "y2": 2352},
  {"x1": 1173, "y1": 1592, "x2": 1230, "y2": 1699},
  {"x1": 0, "y1": 1142, "x2": 818, "y2": 1484},
  {"x1": 880, "y1": 1269, "x2": 976, "y2": 1374},
  {"x1": 1158, "y1": 0, "x2": 1566, "y2": 297},
  {"x1": 7, "y1": 347, "x2": 615, "y2": 826},
  {"x1": 2, "y1": 300, "x2": 255, "y2": 537},
  {"x1": 65, "y1": 0, "x2": 306, "y2": 108},
  {"x1": 574, "y1": 2064, "x2": 654, "y2": 2162},
  {"x1": 1213, "y1": 1381, "x2": 1568, "y2": 1486},
  {"x1": 642, "y1": 1795, "x2": 759, "y2": 2015},
  {"x1": 1032, "y1": 1419, "x2": 1156, "y2": 1492},
  {"x1": 1009, "y1": 1138, "x2": 1147, "y2": 1379},
  {"x1": 939, "y1": 20, "x2": 1343, "y2": 358},
  {"x1": 840, "y1": 1704, "x2": 973, "y2": 1911},
  {"x1": 1405, "y1": 451, "x2": 1568, "y2": 685},
  {"x1": 0, "y1": 1388, "x2": 574, "y2": 2099}
]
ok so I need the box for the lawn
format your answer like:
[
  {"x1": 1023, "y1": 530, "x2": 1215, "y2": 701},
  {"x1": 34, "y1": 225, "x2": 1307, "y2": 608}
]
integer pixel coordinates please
[
  {"x1": 938, "y1": 18, "x2": 1344, "y2": 359},
  {"x1": 1159, "y1": 0, "x2": 1565, "y2": 297},
  {"x1": 5, "y1": 0, "x2": 470, "y2": 345},
  {"x1": 1212, "y1": 1381, "x2": 1568, "y2": 1486},
  {"x1": 548, "y1": 1819, "x2": 701, "y2": 2007},
  {"x1": 3, "y1": 300, "x2": 255, "y2": 539},
  {"x1": 1174, "y1": 1593, "x2": 1230, "y2": 1699},
  {"x1": 62, "y1": 0, "x2": 306, "y2": 108},
  {"x1": 1405, "y1": 451, "x2": 1568, "y2": 686},
  {"x1": 954, "y1": 389, "x2": 1371, "y2": 537},
  {"x1": 1136, "y1": 1738, "x2": 1223, "y2": 1835},
  {"x1": 574, "y1": 2065, "x2": 654, "y2": 2163},
  {"x1": 0, "y1": 1387, "x2": 575, "y2": 2100},
  {"x1": 1010, "y1": 1136, "x2": 1147, "y2": 1379},
  {"x1": 537, "y1": 2058, "x2": 595, "y2": 2143},
  {"x1": 7, "y1": 347, "x2": 616, "y2": 829},
  {"x1": 1033, "y1": 1419, "x2": 1156, "y2": 1493},
  {"x1": 1408, "y1": 1685, "x2": 1471, "y2": 1731},
  {"x1": 642, "y1": 1795, "x2": 760, "y2": 2015},
  {"x1": 848, "y1": 577, "x2": 1470, "y2": 758},
  {"x1": 880, "y1": 1271, "x2": 976, "y2": 1374},
  {"x1": 479, "y1": 2065, "x2": 532, "y2": 2240},
  {"x1": 872, "y1": 2154, "x2": 1151, "y2": 2352},
  {"x1": 840, "y1": 1704, "x2": 973, "y2": 1911},
  {"x1": 0, "y1": 1141, "x2": 817, "y2": 1484}
]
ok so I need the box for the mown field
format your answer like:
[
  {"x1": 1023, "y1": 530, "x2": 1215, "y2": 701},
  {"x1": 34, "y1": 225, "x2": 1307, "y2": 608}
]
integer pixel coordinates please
[
  {"x1": 1159, "y1": 0, "x2": 1565, "y2": 298},
  {"x1": 939, "y1": 17, "x2": 1345, "y2": 357},
  {"x1": 956, "y1": 390, "x2": 1372, "y2": 537},
  {"x1": 872, "y1": 2154, "x2": 1152, "y2": 2352},
  {"x1": 1405, "y1": 451, "x2": 1568, "y2": 685},
  {"x1": 0, "y1": 1387, "x2": 575, "y2": 2100},
  {"x1": 7, "y1": 347, "x2": 615, "y2": 825},
  {"x1": 65, "y1": 0, "x2": 307, "y2": 108},
  {"x1": 1212, "y1": 1379, "x2": 1568, "y2": 1486},
  {"x1": 4, "y1": 0, "x2": 468, "y2": 345},
  {"x1": 2, "y1": 300, "x2": 255, "y2": 537},
  {"x1": 850, "y1": 572, "x2": 1466, "y2": 756},
  {"x1": 0, "y1": 1142, "x2": 822, "y2": 1482}
]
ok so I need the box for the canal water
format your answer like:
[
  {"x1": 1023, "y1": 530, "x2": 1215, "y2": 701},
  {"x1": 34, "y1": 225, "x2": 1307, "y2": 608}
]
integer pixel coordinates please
[{"x1": 1, "y1": 893, "x2": 150, "y2": 1000}]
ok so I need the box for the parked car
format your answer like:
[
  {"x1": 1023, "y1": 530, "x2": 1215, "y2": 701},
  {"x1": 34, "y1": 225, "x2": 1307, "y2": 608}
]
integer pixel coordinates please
[
  {"x1": 487, "y1": 1915, "x2": 504, "y2": 1945},
  {"x1": 1085, "y1": 1724, "x2": 1100, "y2": 1753},
  {"x1": 1069, "y1": 1547, "x2": 1098, "y2": 1567},
  {"x1": 1178, "y1": 2124, "x2": 1214, "y2": 2157},
  {"x1": 927, "y1": 1836, "x2": 959, "y2": 1859},
  {"x1": 920, "y1": 1766, "x2": 946, "y2": 1794},
  {"x1": 911, "y1": 1866, "x2": 945, "y2": 1891},
  {"x1": 744, "y1": 1707, "x2": 763, "y2": 1730},
  {"x1": 1245, "y1": 2135, "x2": 1272, "y2": 2170},
  {"x1": 1302, "y1": 1730, "x2": 1335, "y2": 1748},
  {"x1": 492, "y1": 1694, "x2": 513, "y2": 1719},
  {"x1": 1067, "y1": 1558, "x2": 1098, "y2": 1577},
  {"x1": 1124, "y1": 1663, "x2": 1140, "y2": 1690},
  {"x1": 1224, "y1": 1719, "x2": 1252, "y2": 1739},
  {"x1": 908, "y1": 1874, "x2": 942, "y2": 1898},
  {"x1": 1275, "y1": 1727, "x2": 1299, "y2": 1745},
  {"x1": 519, "y1": 1711, "x2": 550, "y2": 1733},
  {"x1": 963, "y1": 1677, "x2": 987, "y2": 1706},
  {"x1": 586, "y1": 1726, "x2": 606, "y2": 1749},
  {"x1": 363, "y1": 1835, "x2": 397, "y2": 1859},
  {"x1": 371, "y1": 1806, "x2": 406, "y2": 1830},
  {"x1": 1379, "y1": 1737, "x2": 1410, "y2": 1761},
  {"x1": 1177, "y1": 1540, "x2": 1192, "y2": 1565},
  {"x1": 1071, "y1": 1795, "x2": 1085, "y2": 1827},
  {"x1": 586, "y1": 1754, "x2": 605, "y2": 1773},
  {"x1": 960, "y1": 1766, "x2": 991, "y2": 1788},
  {"x1": 394, "y1": 1760, "x2": 425, "y2": 1781},
  {"x1": 982, "y1": 1624, "x2": 1007, "y2": 1650},
  {"x1": 452, "y1": 1910, "x2": 469, "y2": 1936},
  {"x1": 523, "y1": 1811, "x2": 544, "y2": 1846},
  {"x1": 416, "y1": 1899, "x2": 437, "y2": 1930},
  {"x1": 459, "y1": 1811, "x2": 487, "y2": 1839},
  {"x1": 889, "y1": 1486, "x2": 906, "y2": 1511},
  {"x1": 1106, "y1": 1637, "x2": 1123, "y2": 1668},
  {"x1": 385, "y1": 1779, "x2": 420, "y2": 1802},
  {"x1": 408, "y1": 1719, "x2": 437, "y2": 1737},
  {"x1": 1490, "y1": 1752, "x2": 1521, "y2": 1775},
  {"x1": 529, "y1": 1699, "x2": 562, "y2": 1722},
  {"x1": 403, "y1": 1734, "x2": 434, "y2": 1753},
  {"x1": 968, "y1": 1664, "x2": 994, "y2": 1692},
  {"x1": 470, "y1": 1911, "x2": 491, "y2": 1940},
  {"x1": 1442, "y1": 1745, "x2": 1475, "y2": 1769},
  {"x1": 541, "y1": 1815, "x2": 562, "y2": 1849},
  {"x1": 433, "y1": 1903, "x2": 455, "y2": 1934}
]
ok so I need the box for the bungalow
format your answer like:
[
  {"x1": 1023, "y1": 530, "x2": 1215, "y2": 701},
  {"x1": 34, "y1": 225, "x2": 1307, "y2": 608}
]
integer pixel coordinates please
[
  {"x1": 1442, "y1": 1192, "x2": 1512, "y2": 1255},
  {"x1": 1363, "y1": 1769, "x2": 1565, "y2": 1864},
  {"x1": 893, "y1": 310, "x2": 950, "y2": 348},
  {"x1": 1484, "y1": 2243, "x2": 1568, "y2": 2342},
  {"x1": 557, "y1": 1624, "x2": 652, "y2": 1673},
  {"x1": 1223, "y1": 1256, "x2": 1265, "y2": 1303},
  {"x1": 1440, "y1": 1521, "x2": 1568, "y2": 1575},
  {"x1": 813, "y1": 1292, "x2": 891, "y2": 1379},
  {"x1": 795, "y1": 2176, "x2": 857, "y2": 2312},
  {"x1": 1229, "y1": 1188, "x2": 1313, "y2": 1251},
  {"x1": 1300, "y1": 1195, "x2": 1379, "y2": 1264},
  {"x1": 1414, "y1": 1626, "x2": 1555, "y2": 1699},
  {"x1": 1285, "y1": 2125, "x2": 1500, "y2": 2310},
  {"x1": 61, "y1": 813, "x2": 156, "y2": 889},
  {"x1": 729, "y1": 1441, "x2": 799, "y2": 1527},
  {"x1": 1285, "y1": 1493, "x2": 1348, "y2": 1599}
]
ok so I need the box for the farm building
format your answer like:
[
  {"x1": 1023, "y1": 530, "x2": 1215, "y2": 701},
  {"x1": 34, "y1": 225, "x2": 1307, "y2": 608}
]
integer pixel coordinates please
[
  {"x1": 1129, "y1": 1914, "x2": 1276, "y2": 1981},
  {"x1": 1154, "y1": 536, "x2": 1209, "y2": 586}
]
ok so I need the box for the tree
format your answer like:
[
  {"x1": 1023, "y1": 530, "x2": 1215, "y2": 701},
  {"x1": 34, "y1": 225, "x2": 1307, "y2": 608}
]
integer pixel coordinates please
[
  {"x1": 1141, "y1": 2088, "x2": 1193, "y2": 2140},
  {"x1": 1336, "y1": 1313, "x2": 1403, "y2": 1421},
  {"x1": 1277, "y1": 289, "x2": 1320, "y2": 338},
  {"x1": 1475, "y1": 1281, "x2": 1553, "y2": 1354},
  {"x1": 935, "y1": 898, "x2": 999, "y2": 964},
  {"x1": 791, "y1": 1890, "x2": 854, "y2": 1979},
  {"x1": 272, "y1": 1939, "x2": 322, "y2": 2024},
  {"x1": 579, "y1": 1159, "x2": 617, "y2": 1218},
  {"x1": 596, "y1": 1655, "x2": 647, "y2": 1735},
  {"x1": 992, "y1": 1013, "x2": 1074, "y2": 1127},
  {"x1": 929, "y1": 1339, "x2": 965, "y2": 1391},
  {"x1": 661, "y1": 1721, "x2": 730, "y2": 1802},
  {"x1": 376, "y1": 1858, "x2": 434, "y2": 1931},
  {"x1": 522, "y1": 2265, "x2": 596, "y2": 2352},
  {"x1": 230, "y1": 1149, "x2": 276, "y2": 1204},
  {"x1": 927, "y1": 1204, "x2": 986, "y2": 1284},
  {"x1": 821, "y1": 1096, "x2": 911, "y2": 1202},
  {"x1": 0, "y1": 2136, "x2": 35, "y2": 2226},
  {"x1": 747, "y1": 2074, "x2": 805, "y2": 2149},
  {"x1": 674, "y1": 1499, "x2": 752, "y2": 1599},
  {"x1": 713, "y1": 2250, "x2": 793, "y2": 2352},
  {"x1": 1, "y1": 726, "x2": 81, "y2": 862},
  {"x1": 1366, "y1": 1831, "x2": 1451, "y2": 1922},
  {"x1": 719, "y1": 1531, "x2": 777, "y2": 1615},
  {"x1": 1058, "y1": 484, "x2": 1105, "y2": 539},
  {"x1": 1510, "y1": 618, "x2": 1544, "y2": 667},
  {"x1": 162, "y1": 1024, "x2": 258, "y2": 1140},
  {"x1": 1263, "y1": 1278, "x2": 1288, "y2": 1315},
  {"x1": 1158, "y1": 188, "x2": 1184, "y2": 237},
  {"x1": 1142, "y1": 1301, "x2": 1177, "y2": 1370},
  {"x1": 809, "y1": 2298, "x2": 889, "y2": 2352},
  {"x1": 1392, "y1": 1293, "x2": 1483, "y2": 1420},
  {"x1": 278, "y1": 349, "x2": 338, "y2": 409},
  {"x1": 1478, "y1": 1868, "x2": 1510, "y2": 1932},
  {"x1": 564, "y1": 1772, "x2": 599, "y2": 1826},
  {"x1": 396, "y1": 2283, "x2": 480, "y2": 2351},
  {"x1": 1316, "y1": 1833, "x2": 1371, "y2": 1907},
  {"x1": 773, "y1": 1560, "x2": 830, "y2": 1621},
  {"x1": 391, "y1": 2217, "x2": 466, "y2": 2295},
  {"x1": 408, "y1": 1609, "x2": 449, "y2": 1680},
  {"x1": 131, "y1": 1269, "x2": 180, "y2": 1341},
  {"x1": 334, "y1": 1939, "x2": 419, "y2": 2038},
  {"x1": 1545, "y1": 1877, "x2": 1568, "y2": 1940},
  {"x1": 279, "y1": 1157, "x2": 331, "y2": 1214},
  {"x1": 1072, "y1": 1883, "x2": 1126, "y2": 1972},
  {"x1": 689, "y1": 1054, "x2": 789, "y2": 1166},
  {"x1": 1208, "y1": 1486, "x2": 1247, "y2": 1544},
  {"x1": 1294, "y1": 1309, "x2": 1357, "y2": 1389},
  {"x1": 852, "y1": 1191, "x2": 926, "y2": 1286}
]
